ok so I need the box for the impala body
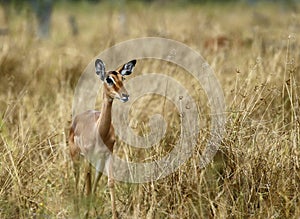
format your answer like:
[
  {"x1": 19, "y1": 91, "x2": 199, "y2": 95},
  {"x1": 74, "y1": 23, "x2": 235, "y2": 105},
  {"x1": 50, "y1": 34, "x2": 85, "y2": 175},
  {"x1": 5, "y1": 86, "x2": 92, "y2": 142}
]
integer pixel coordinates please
[{"x1": 69, "y1": 59, "x2": 136, "y2": 218}]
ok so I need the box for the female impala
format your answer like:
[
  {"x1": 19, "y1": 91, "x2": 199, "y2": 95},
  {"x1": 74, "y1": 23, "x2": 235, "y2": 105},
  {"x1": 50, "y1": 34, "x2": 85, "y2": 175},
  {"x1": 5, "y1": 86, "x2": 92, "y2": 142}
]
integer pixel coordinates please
[{"x1": 69, "y1": 59, "x2": 136, "y2": 218}]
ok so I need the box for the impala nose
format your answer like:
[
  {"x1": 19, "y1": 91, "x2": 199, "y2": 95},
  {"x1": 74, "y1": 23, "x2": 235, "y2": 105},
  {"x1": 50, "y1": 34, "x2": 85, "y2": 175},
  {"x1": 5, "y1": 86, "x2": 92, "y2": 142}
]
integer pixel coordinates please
[{"x1": 121, "y1": 93, "x2": 129, "y2": 102}]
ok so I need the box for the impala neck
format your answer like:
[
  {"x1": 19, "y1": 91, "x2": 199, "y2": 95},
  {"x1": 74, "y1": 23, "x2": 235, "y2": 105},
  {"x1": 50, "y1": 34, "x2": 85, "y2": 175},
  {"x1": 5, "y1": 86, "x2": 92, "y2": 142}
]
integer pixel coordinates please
[{"x1": 98, "y1": 91, "x2": 113, "y2": 139}]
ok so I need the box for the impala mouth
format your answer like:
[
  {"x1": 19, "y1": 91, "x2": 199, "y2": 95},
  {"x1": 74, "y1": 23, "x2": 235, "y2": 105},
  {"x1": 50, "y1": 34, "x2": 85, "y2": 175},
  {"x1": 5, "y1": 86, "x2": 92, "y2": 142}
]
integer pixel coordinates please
[
  {"x1": 115, "y1": 95, "x2": 129, "y2": 103},
  {"x1": 120, "y1": 96, "x2": 129, "y2": 103}
]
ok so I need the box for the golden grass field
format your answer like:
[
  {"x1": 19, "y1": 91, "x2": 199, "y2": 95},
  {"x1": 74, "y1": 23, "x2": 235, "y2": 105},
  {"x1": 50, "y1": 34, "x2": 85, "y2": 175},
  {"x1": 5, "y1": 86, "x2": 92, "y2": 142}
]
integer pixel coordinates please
[{"x1": 0, "y1": 1, "x2": 300, "y2": 218}]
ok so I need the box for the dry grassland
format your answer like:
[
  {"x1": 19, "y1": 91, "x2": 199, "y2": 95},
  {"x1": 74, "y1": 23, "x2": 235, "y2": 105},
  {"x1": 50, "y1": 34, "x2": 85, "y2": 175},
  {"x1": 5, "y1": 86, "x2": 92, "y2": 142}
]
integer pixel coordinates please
[{"x1": 0, "y1": 1, "x2": 299, "y2": 218}]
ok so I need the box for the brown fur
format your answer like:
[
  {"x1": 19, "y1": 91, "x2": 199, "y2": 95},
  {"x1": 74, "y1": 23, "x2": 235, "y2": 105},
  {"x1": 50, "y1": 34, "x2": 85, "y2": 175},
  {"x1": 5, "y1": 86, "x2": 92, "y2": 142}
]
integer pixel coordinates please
[{"x1": 69, "y1": 60, "x2": 136, "y2": 219}]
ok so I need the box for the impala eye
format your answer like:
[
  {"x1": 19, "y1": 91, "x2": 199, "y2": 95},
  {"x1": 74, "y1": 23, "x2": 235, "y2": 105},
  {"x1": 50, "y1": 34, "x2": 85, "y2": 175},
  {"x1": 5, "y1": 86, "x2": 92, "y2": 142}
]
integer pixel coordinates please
[
  {"x1": 106, "y1": 77, "x2": 115, "y2": 86},
  {"x1": 122, "y1": 77, "x2": 126, "y2": 81}
]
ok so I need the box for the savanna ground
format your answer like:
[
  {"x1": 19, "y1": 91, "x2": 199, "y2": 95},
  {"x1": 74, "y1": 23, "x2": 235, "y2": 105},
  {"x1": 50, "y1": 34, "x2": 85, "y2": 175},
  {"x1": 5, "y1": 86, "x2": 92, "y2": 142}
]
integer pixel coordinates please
[{"x1": 0, "y1": 1, "x2": 300, "y2": 218}]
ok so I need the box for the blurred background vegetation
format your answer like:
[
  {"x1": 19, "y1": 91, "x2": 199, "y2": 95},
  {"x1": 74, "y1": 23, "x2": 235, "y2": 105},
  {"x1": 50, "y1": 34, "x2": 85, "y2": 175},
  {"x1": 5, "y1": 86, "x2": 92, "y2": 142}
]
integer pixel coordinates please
[{"x1": 0, "y1": 0, "x2": 299, "y2": 40}]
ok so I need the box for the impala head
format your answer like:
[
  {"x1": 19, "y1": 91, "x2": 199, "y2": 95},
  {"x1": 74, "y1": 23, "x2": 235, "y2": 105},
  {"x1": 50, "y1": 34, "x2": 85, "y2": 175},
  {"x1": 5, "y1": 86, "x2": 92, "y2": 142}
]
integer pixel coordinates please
[{"x1": 95, "y1": 59, "x2": 136, "y2": 102}]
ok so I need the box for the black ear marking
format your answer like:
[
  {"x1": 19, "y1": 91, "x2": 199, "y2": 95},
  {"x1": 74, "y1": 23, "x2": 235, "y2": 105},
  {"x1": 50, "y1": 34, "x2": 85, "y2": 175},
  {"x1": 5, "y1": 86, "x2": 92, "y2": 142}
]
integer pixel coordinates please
[
  {"x1": 95, "y1": 59, "x2": 106, "y2": 81},
  {"x1": 120, "y1": 60, "x2": 136, "y2": 76}
]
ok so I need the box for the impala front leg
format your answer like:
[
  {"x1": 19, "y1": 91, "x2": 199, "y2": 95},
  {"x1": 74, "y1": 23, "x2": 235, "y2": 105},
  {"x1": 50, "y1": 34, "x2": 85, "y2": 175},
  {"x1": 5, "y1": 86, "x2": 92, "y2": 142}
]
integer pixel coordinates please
[
  {"x1": 92, "y1": 158, "x2": 105, "y2": 194},
  {"x1": 83, "y1": 162, "x2": 92, "y2": 219},
  {"x1": 107, "y1": 155, "x2": 117, "y2": 219}
]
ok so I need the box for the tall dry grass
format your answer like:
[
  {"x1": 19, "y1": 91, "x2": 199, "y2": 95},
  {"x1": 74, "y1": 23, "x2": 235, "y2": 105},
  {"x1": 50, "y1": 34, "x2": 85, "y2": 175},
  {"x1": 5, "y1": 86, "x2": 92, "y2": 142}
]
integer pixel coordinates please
[{"x1": 0, "y1": 1, "x2": 299, "y2": 218}]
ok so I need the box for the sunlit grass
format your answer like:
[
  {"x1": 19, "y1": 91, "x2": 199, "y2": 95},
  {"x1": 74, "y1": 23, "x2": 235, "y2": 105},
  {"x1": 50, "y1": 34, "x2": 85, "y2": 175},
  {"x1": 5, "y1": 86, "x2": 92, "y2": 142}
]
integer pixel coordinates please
[{"x1": 0, "y1": 1, "x2": 299, "y2": 218}]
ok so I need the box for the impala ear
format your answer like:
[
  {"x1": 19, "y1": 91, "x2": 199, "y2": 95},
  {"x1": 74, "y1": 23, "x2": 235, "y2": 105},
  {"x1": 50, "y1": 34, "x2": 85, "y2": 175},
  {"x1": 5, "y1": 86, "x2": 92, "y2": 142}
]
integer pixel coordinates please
[
  {"x1": 95, "y1": 59, "x2": 106, "y2": 81},
  {"x1": 119, "y1": 60, "x2": 136, "y2": 76}
]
